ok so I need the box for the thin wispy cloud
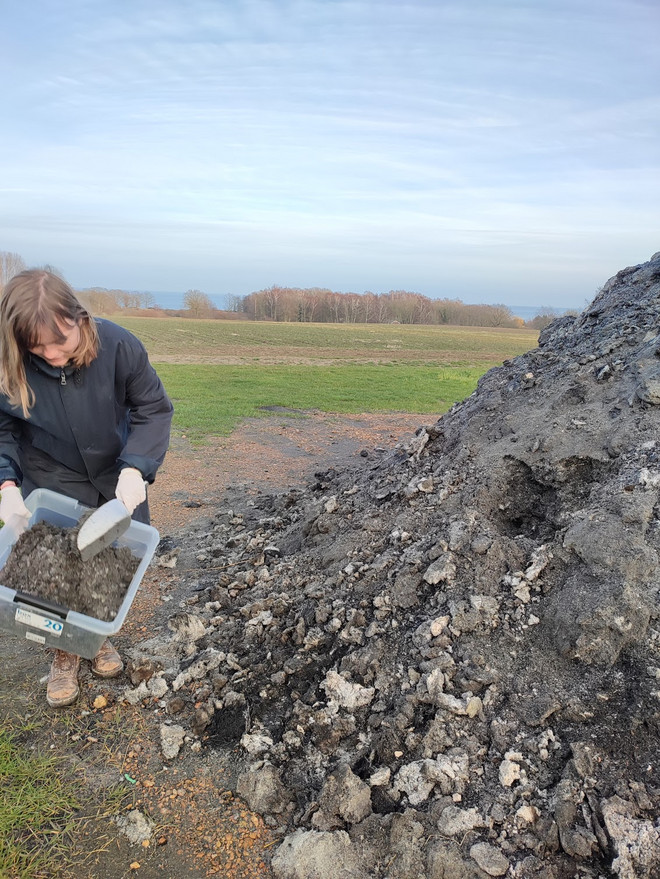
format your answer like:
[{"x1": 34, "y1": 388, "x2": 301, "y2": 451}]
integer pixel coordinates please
[{"x1": 1, "y1": 0, "x2": 658, "y2": 307}]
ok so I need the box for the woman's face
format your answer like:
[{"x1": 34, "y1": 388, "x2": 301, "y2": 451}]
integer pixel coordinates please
[{"x1": 28, "y1": 319, "x2": 81, "y2": 367}]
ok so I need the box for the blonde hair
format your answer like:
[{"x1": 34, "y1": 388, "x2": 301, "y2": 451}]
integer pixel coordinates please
[{"x1": 0, "y1": 269, "x2": 99, "y2": 417}]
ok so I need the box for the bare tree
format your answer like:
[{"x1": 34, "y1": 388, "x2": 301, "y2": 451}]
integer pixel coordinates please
[
  {"x1": 184, "y1": 289, "x2": 215, "y2": 318},
  {"x1": 262, "y1": 285, "x2": 283, "y2": 321},
  {"x1": 361, "y1": 291, "x2": 377, "y2": 323},
  {"x1": 297, "y1": 289, "x2": 320, "y2": 322},
  {"x1": 487, "y1": 304, "x2": 516, "y2": 327},
  {"x1": 527, "y1": 307, "x2": 558, "y2": 330},
  {"x1": 77, "y1": 288, "x2": 121, "y2": 314},
  {"x1": 343, "y1": 293, "x2": 362, "y2": 323},
  {"x1": 0, "y1": 251, "x2": 26, "y2": 289}
]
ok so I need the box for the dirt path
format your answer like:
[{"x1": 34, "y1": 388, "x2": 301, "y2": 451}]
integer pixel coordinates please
[
  {"x1": 0, "y1": 411, "x2": 428, "y2": 879},
  {"x1": 149, "y1": 410, "x2": 427, "y2": 533}
]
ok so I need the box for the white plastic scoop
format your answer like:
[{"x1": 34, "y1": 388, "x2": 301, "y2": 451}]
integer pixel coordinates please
[{"x1": 76, "y1": 498, "x2": 132, "y2": 561}]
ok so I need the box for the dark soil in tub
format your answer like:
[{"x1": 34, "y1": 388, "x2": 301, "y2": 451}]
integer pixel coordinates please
[{"x1": 1, "y1": 521, "x2": 139, "y2": 621}]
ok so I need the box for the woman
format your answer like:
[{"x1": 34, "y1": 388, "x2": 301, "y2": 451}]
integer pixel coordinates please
[{"x1": 0, "y1": 268, "x2": 173, "y2": 707}]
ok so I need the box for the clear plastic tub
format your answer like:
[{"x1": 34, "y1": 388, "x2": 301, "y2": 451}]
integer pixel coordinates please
[{"x1": 0, "y1": 488, "x2": 159, "y2": 659}]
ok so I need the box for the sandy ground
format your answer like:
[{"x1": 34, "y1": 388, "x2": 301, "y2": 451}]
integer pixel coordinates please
[{"x1": 149, "y1": 410, "x2": 427, "y2": 533}]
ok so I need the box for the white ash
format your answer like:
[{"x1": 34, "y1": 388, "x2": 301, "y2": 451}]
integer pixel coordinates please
[{"x1": 115, "y1": 809, "x2": 155, "y2": 845}]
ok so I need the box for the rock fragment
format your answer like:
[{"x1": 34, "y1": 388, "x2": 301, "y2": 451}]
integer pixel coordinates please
[
  {"x1": 271, "y1": 829, "x2": 367, "y2": 879},
  {"x1": 116, "y1": 809, "x2": 155, "y2": 845},
  {"x1": 469, "y1": 842, "x2": 510, "y2": 876},
  {"x1": 159, "y1": 723, "x2": 185, "y2": 760}
]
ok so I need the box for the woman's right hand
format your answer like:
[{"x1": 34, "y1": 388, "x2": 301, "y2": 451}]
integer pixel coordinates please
[
  {"x1": 115, "y1": 468, "x2": 147, "y2": 513},
  {"x1": 0, "y1": 484, "x2": 30, "y2": 531}
]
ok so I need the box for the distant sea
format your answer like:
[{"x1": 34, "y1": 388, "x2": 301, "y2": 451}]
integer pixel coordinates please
[
  {"x1": 508, "y1": 304, "x2": 579, "y2": 321},
  {"x1": 148, "y1": 291, "x2": 577, "y2": 320}
]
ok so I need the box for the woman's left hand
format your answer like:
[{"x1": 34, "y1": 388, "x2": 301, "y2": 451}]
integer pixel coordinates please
[
  {"x1": 115, "y1": 468, "x2": 147, "y2": 513},
  {"x1": 0, "y1": 485, "x2": 31, "y2": 532}
]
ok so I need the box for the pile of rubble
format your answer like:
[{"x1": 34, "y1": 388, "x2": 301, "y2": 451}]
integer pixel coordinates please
[{"x1": 126, "y1": 254, "x2": 660, "y2": 878}]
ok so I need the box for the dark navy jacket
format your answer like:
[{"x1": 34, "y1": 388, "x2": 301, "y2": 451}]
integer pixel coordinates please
[{"x1": 0, "y1": 319, "x2": 173, "y2": 514}]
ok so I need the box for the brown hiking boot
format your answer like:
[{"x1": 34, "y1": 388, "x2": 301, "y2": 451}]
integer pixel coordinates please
[
  {"x1": 47, "y1": 650, "x2": 80, "y2": 708},
  {"x1": 92, "y1": 639, "x2": 123, "y2": 678}
]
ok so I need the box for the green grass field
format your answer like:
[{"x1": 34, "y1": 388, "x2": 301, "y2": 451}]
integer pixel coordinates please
[
  {"x1": 114, "y1": 316, "x2": 537, "y2": 365},
  {"x1": 155, "y1": 363, "x2": 487, "y2": 438},
  {"x1": 111, "y1": 316, "x2": 537, "y2": 439}
]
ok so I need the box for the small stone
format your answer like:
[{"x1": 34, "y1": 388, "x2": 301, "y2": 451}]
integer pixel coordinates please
[
  {"x1": 116, "y1": 809, "x2": 155, "y2": 845},
  {"x1": 470, "y1": 842, "x2": 510, "y2": 876},
  {"x1": 160, "y1": 724, "x2": 186, "y2": 760},
  {"x1": 423, "y1": 554, "x2": 456, "y2": 585},
  {"x1": 127, "y1": 656, "x2": 159, "y2": 686},
  {"x1": 166, "y1": 696, "x2": 186, "y2": 715},
  {"x1": 167, "y1": 612, "x2": 207, "y2": 643},
  {"x1": 430, "y1": 615, "x2": 450, "y2": 637},
  {"x1": 157, "y1": 550, "x2": 179, "y2": 568},
  {"x1": 516, "y1": 804, "x2": 539, "y2": 824},
  {"x1": 471, "y1": 535, "x2": 492, "y2": 554},
  {"x1": 237, "y1": 764, "x2": 292, "y2": 815},
  {"x1": 241, "y1": 732, "x2": 275, "y2": 755},
  {"x1": 437, "y1": 805, "x2": 484, "y2": 837},
  {"x1": 322, "y1": 670, "x2": 375, "y2": 711},
  {"x1": 514, "y1": 584, "x2": 531, "y2": 603},
  {"x1": 499, "y1": 759, "x2": 521, "y2": 787},
  {"x1": 148, "y1": 676, "x2": 169, "y2": 699},
  {"x1": 369, "y1": 767, "x2": 391, "y2": 787},
  {"x1": 466, "y1": 696, "x2": 482, "y2": 718},
  {"x1": 312, "y1": 765, "x2": 372, "y2": 828}
]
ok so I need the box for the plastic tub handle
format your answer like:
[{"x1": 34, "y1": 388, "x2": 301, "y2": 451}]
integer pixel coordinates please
[{"x1": 13, "y1": 591, "x2": 69, "y2": 619}]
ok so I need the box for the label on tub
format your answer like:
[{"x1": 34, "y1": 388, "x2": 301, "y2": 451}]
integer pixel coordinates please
[
  {"x1": 15, "y1": 607, "x2": 63, "y2": 637},
  {"x1": 25, "y1": 631, "x2": 46, "y2": 645}
]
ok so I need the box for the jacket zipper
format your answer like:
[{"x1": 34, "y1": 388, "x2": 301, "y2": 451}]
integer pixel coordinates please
[{"x1": 60, "y1": 369, "x2": 66, "y2": 386}]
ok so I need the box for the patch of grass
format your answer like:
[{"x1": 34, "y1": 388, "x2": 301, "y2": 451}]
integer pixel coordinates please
[
  {"x1": 53, "y1": 703, "x2": 143, "y2": 767},
  {"x1": 0, "y1": 727, "x2": 80, "y2": 878},
  {"x1": 156, "y1": 362, "x2": 494, "y2": 440}
]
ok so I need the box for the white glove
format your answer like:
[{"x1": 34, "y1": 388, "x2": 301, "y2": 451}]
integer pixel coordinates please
[
  {"x1": 115, "y1": 468, "x2": 147, "y2": 514},
  {"x1": 0, "y1": 485, "x2": 31, "y2": 532}
]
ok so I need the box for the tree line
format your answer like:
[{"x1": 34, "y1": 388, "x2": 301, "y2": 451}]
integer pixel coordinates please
[
  {"x1": 240, "y1": 285, "x2": 528, "y2": 327},
  {"x1": 0, "y1": 251, "x2": 567, "y2": 328},
  {"x1": 239, "y1": 285, "x2": 577, "y2": 329}
]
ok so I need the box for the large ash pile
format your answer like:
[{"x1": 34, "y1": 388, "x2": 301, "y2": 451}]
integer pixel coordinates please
[{"x1": 130, "y1": 255, "x2": 660, "y2": 878}]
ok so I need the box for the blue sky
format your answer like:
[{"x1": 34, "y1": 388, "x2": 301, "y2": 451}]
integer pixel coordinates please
[{"x1": 2, "y1": 0, "x2": 658, "y2": 310}]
